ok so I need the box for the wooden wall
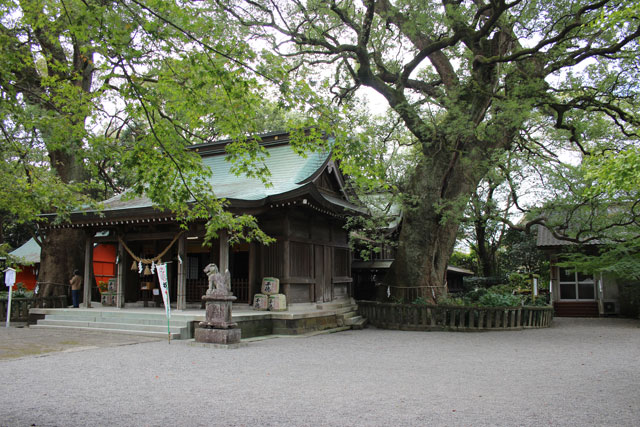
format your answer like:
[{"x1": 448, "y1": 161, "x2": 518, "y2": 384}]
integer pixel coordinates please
[{"x1": 253, "y1": 207, "x2": 352, "y2": 304}]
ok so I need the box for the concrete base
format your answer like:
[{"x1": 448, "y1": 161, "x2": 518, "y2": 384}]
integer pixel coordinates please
[{"x1": 194, "y1": 327, "x2": 241, "y2": 344}]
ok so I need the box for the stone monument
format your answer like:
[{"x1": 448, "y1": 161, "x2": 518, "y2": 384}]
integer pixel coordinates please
[{"x1": 194, "y1": 263, "x2": 241, "y2": 344}]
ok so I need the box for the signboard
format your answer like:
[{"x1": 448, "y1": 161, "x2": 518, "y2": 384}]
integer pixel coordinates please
[{"x1": 4, "y1": 268, "x2": 16, "y2": 288}]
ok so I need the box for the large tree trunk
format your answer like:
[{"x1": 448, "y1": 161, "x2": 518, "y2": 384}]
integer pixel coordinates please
[
  {"x1": 386, "y1": 140, "x2": 489, "y2": 303},
  {"x1": 475, "y1": 223, "x2": 499, "y2": 278},
  {"x1": 39, "y1": 229, "x2": 86, "y2": 299},
  {"x1": 39, "y1": 148, "x2": 90, "y2": 299}
]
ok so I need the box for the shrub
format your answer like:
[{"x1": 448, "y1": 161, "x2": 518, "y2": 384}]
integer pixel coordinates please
[
  {"x1": 464, "y1": 287, "x2": 488, "y2": 302},
  {"x1": 522, "y1": 295, "x2": 551, "y2": 307},
  {"x1": 436, "y1": 296, "x2": 468, "y2": 306},
  {"x1": 485, "y1": 284, "x2": 516, "y2": 295},
  {"x1": 477, "y1": 292, "x2": 523, "y2": 307}
]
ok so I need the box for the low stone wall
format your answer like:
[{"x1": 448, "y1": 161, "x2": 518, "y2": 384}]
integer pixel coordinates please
[
  {"x1": 357, "y1": 301, "x2": 553, "y2": 331},
  {"x1": 192, "y1": 313, "x2": 342, "y2": 339},
  {"x1": 1, "y1": 296, "x2": 67, "y2": 323}
]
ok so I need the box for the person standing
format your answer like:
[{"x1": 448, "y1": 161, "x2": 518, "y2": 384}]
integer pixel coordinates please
[{"x1": 70, "y1": 270, "x2": 82, "y2": 308}]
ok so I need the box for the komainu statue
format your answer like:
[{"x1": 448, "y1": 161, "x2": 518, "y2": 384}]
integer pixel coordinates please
[{"x1": 203, "y1": 263, "x2": 231, "y2": 295}]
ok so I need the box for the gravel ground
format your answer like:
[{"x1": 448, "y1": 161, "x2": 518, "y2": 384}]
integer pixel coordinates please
[{"x1": 1, "y1": 317, "x2": 639, "y2": 427}]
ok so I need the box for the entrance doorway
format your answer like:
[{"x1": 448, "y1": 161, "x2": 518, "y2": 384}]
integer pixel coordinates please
[{"x1": 230, "y1": 243, "x2": 250, "y2": 303}]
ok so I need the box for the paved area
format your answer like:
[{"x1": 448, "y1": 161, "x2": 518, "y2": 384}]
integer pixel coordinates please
[
  {"x1": 0, "y1": 326, "x2": 162, "y2": 360},
  {"x1": 1, "y1": 317, "x2": 639, "y2": 426}
]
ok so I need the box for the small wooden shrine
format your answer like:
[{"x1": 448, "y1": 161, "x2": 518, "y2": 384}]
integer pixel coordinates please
[{"x1": 43, "y1": 131, "x2": 363, "y2": 309}]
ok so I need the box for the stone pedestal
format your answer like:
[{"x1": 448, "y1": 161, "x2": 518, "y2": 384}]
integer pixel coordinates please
[
  {"x1": 195, "y1": 292, "x2": 241, "y2": 344},
  {"x1": 194, "y1": 327, "x2": 242, "y2": 344}
]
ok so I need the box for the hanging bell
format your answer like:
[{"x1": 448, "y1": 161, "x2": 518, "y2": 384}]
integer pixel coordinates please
[
  {"x1": 143, "y1": 264, "x2": 152, "y2": 276},
  {"x1": 131, "y1": 260, "x2": 138, "y2": 271}
]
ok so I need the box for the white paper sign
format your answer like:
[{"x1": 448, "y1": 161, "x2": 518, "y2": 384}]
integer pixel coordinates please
[
  {"x1": 156, "y1": 263, "x2": 170, "y2": 319},
  {"x1": 4, "y1": 268, "x2": 16, "y2": 288}
]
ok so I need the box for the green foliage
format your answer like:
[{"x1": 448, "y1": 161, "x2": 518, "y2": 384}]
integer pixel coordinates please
[
  {"x1": 449, "y1": 251, "x2": 477, "y2": 274},
  {"x1": 215, "y1": 0, "x2": 640, "y2": 289},
  {"x1": 412, "y1": 296, "x2": 431, "y2": 306},
  {"x1": 499, "y1": 229, "x2": 549, "y2": 280},
  {"x1": 431, "y1": 281, "x2": 551, "y2": 307},
  {"x1": 476, "y1": 292, "x2": 523, "y2": 308},
  {"x1": 0, "y1": 0, "x2": 292, "y2": 246},
  {"x1": 0, "y1": 283, "x2": 32, "y2": 300},
  {"x1": 434, "y1": 296, "x2": 467, "y2": 307},
  {"x1": 486, "y1": 284, "x2": 518, "y2": 295},
  {"x1": 522, "y1": 296, "x2": 551, "y2": 307}
]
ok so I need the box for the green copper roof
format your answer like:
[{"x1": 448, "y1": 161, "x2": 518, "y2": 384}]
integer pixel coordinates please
[
  {"x1": 9, "y1": 238, "x2": 40, "y2": 264},
  {"x1": 98, "y1": 142, "x2": 336, "y2": 211},
  {"x1": 201, "y1": 144, "x2": 330, "y2": 200}
]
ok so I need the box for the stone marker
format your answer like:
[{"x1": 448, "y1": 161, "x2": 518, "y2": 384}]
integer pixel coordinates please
[{"x1": 195, "y1": 263, "x2": 241, "y2": 344}]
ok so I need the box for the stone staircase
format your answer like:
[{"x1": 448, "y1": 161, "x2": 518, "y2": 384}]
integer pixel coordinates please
[
  {"x1": 317, "y1": 299, "x2": 368, "y2": 330},
  {"x1": 30, "y1": 309, "x2": 192, "y2": 339}
]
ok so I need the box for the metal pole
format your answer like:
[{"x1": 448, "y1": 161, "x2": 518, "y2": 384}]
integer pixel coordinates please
[{"x1": 5, "y1": 286, "x2": 12, "y2": 328}]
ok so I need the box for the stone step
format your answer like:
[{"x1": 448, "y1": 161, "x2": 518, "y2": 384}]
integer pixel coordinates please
[
  {"x1": 344, "y1": 315, "x2": 363, "y2": 326},
  {"x1": 340, "y1": 310, "x2": 358, "y2": 319},
  {"x1": 350, "y1": 317, "x2": 368, "y2": 330},
  {"x1": 30, "y1": 324, "x2": 183, "y2": 339},
  {"x1": 43, "y1": 314, "x2": 189, "y2": 328},
  {"x1": 34, "y1": 319, "x2": 190, "y2": 339},
  {"x1": 45, "y1": 310, "x2": 183, "y2": 322},
  {"x1": 316, "y1": 299, "x2": 356, "y2": 310}
]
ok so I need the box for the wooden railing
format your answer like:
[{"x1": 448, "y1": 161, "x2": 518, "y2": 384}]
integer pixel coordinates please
[
  {"x1": 0, "y1": 296, "x2": 68, "y2": 322},
  {"x1": 357, "y1": 301, "x2": 553, "y2": 331}
]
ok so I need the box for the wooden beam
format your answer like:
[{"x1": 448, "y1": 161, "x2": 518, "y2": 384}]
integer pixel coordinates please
[
  {"x1": 248, "y1": 242, "x2": 257, "y2": 304},
  {"x1": 219, "y1": 230, "x2": 229, "y2": 273},
  {"x1": 117, "y1": 239, "x2": 126, "y2": 308},
  {"x1": 122, "y1": 231, "x2": 182, "y2": 241}
]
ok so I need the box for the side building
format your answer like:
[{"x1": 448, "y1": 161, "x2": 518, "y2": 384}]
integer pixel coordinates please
[{"x1": 536, "y1": 226, "x2": 625, "y2": 317}]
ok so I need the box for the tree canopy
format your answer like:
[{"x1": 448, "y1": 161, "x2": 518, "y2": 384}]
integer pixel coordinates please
[
  {"x1": 0, "y1": 0, "x2": 283, "y2": 250},
  {"x1": 212, "y1": 0, "x2": 640, "y2": 300},
  {"x1": 1, "y1": 0, "x2": 639, "y2": 298}
]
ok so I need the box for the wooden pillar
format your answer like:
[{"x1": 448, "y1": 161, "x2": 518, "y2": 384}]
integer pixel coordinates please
[
  {"x1": 282, "y1": 212, "x2": 290, "y2": 299},
  {"x1": 219, "y1": 230, "x2": 229, "y2": 273},
  {"x1": 82, "y1": 234, "x2": 93, "y2": 308},
  {"x1": 248, "y1": 242, "x2": 257, "y2": 304},
  {"x1": 117, "y1": 238, "x2": 126, "y2": 308},
  {"x1": 177, "y1": 234, "x2": 186, "y2": 310}
]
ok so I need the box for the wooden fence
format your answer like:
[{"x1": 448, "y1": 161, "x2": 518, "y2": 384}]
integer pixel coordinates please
[
  {"x1": 0, "y1": 296, "x2": 68, "y2": 322},
  {"x1": 357, "y1": 301, "x2": 553, "y2": 331}
]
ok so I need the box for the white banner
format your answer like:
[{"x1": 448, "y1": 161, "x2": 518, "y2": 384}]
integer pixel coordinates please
[{"x1": 156, "y1": 263, "x2": 170, "y2": 319}]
